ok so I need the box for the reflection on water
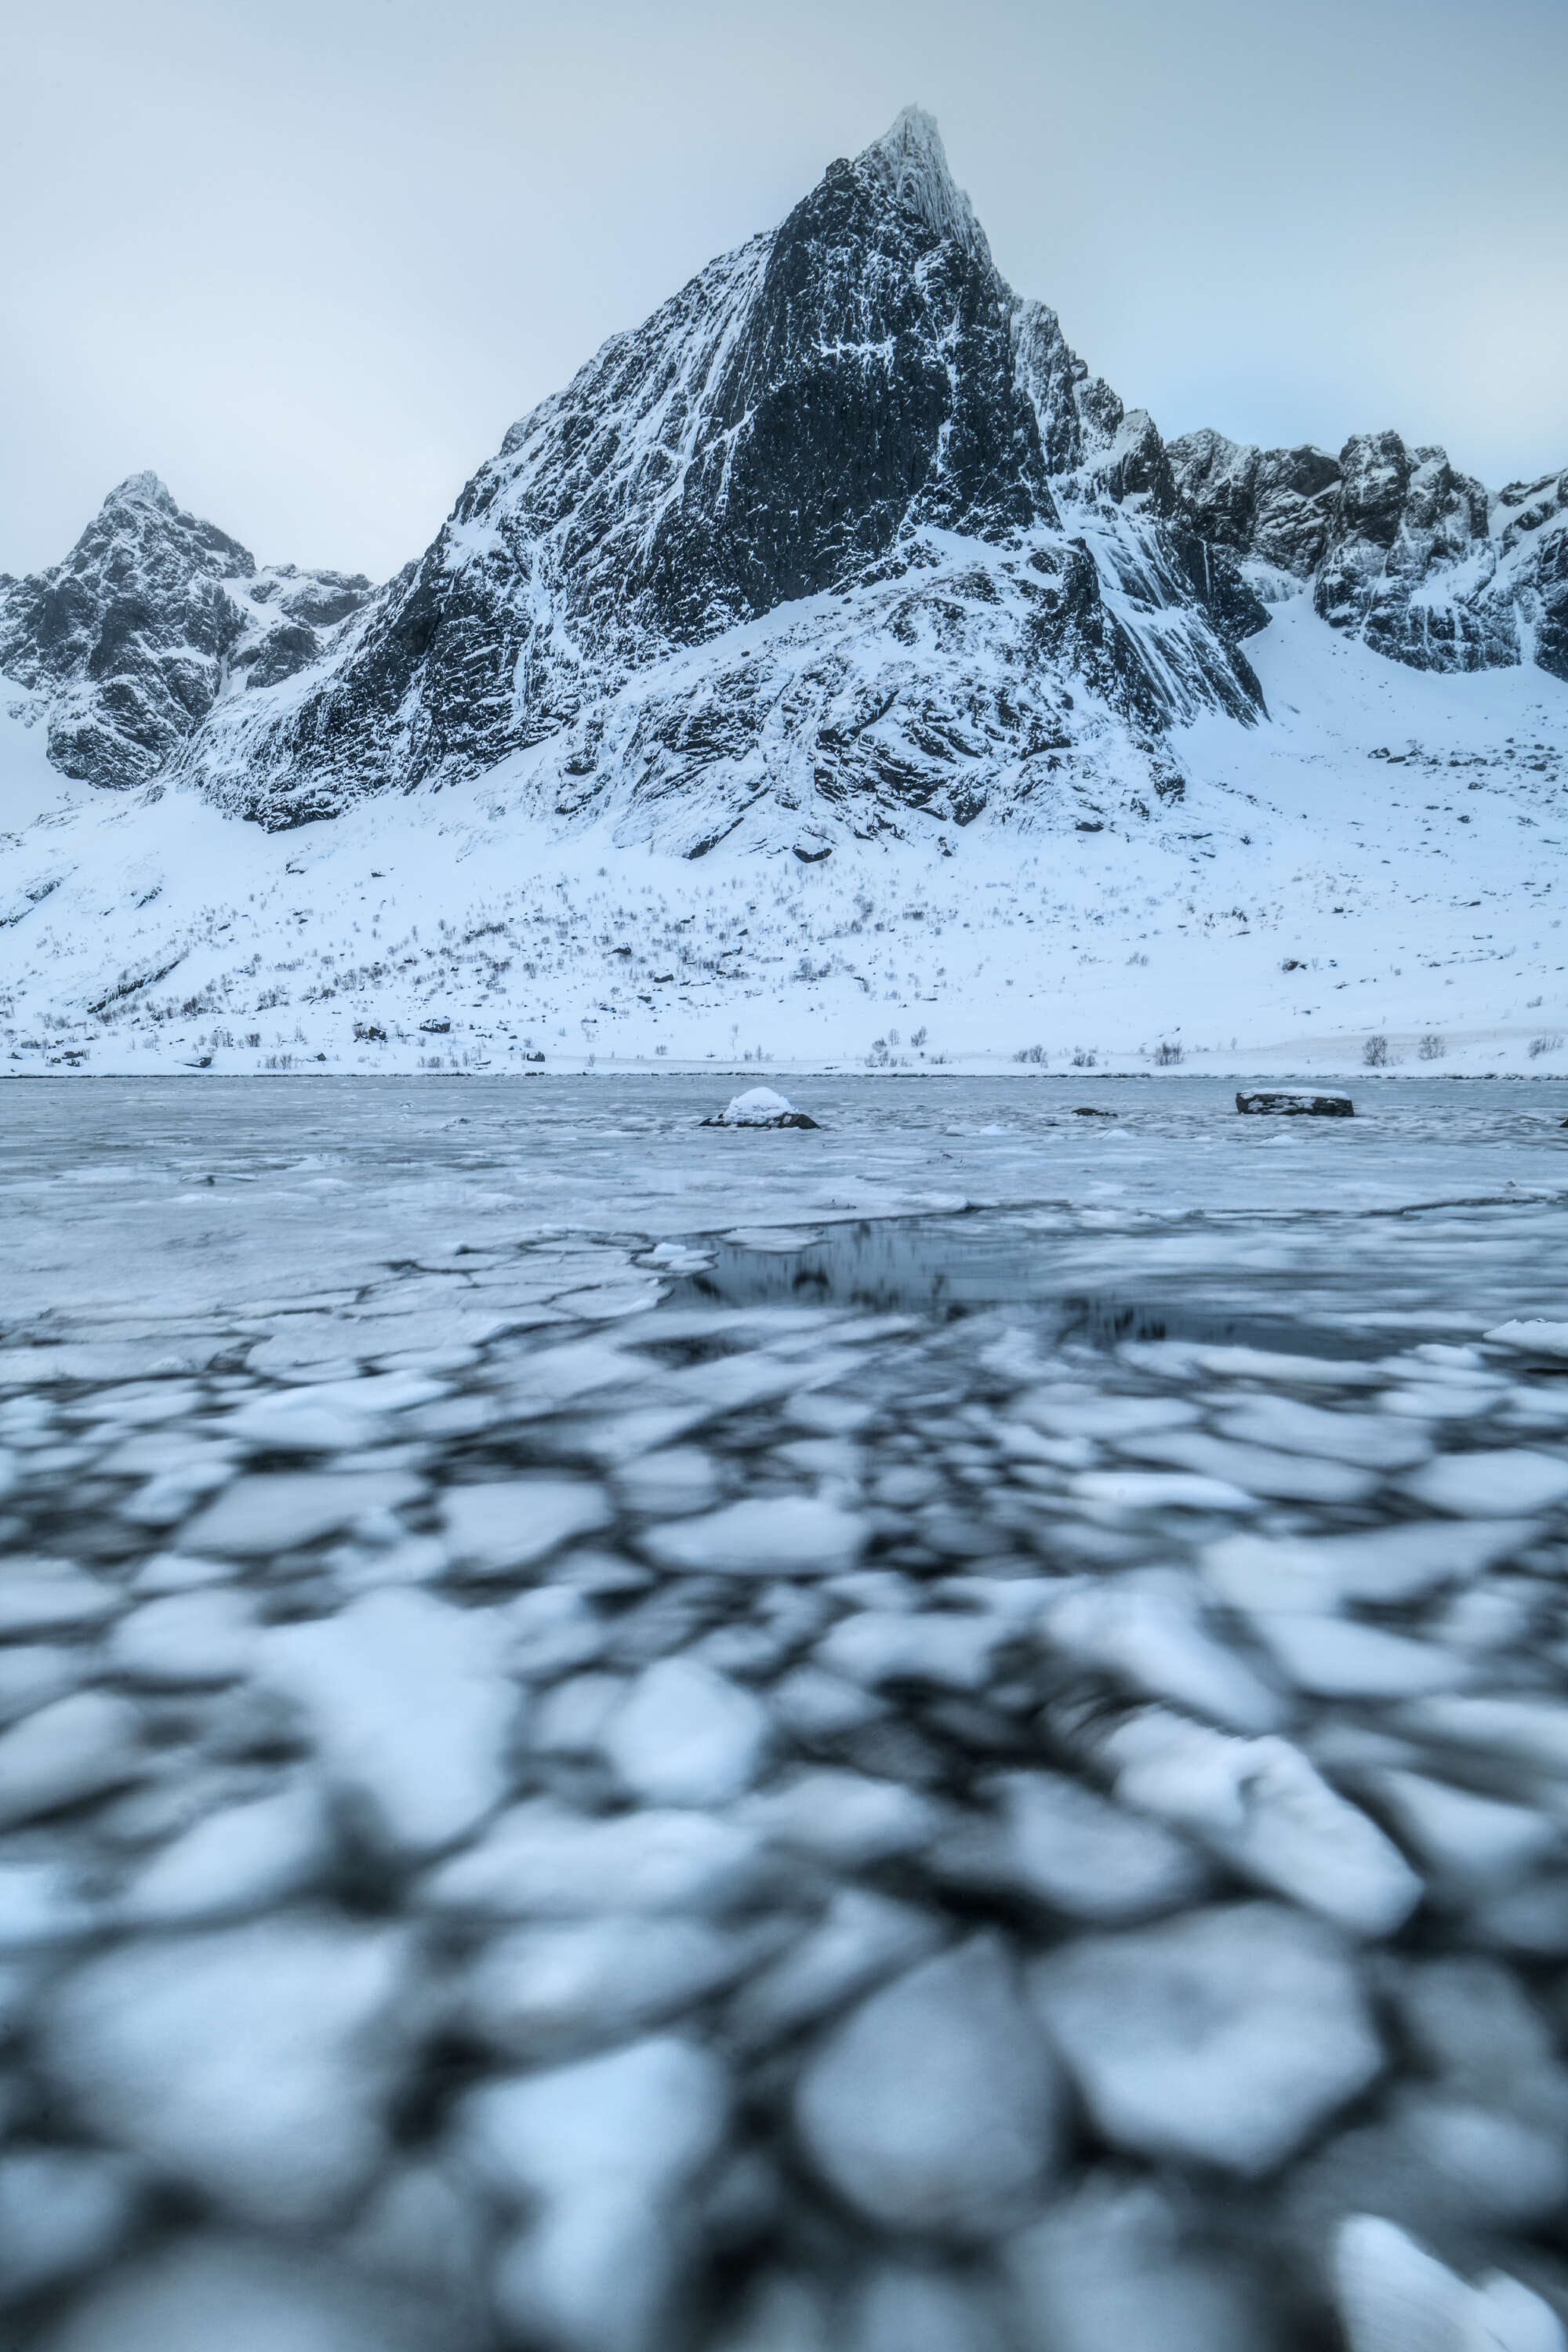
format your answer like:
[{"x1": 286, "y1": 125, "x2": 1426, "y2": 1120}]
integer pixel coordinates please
[{"x1": 670, "y1": 1214, "x2": 1422, "y2": 1359}]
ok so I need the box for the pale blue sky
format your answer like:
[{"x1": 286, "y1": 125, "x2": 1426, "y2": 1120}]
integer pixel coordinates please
[{"x1": 3, "y1": 0, "x2": 1564, "y2": 580}]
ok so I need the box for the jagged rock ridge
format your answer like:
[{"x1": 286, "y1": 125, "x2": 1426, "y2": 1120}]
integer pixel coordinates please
[
  {"x1": 1168, "y1": 427, "x2": 1568, "y2": 681},
  {"x1": 0, "y1": 475, "x2": 374, "y2": 788}
]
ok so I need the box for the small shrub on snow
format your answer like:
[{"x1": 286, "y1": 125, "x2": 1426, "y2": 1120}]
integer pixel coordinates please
[
  {"x1": 1363, "y1": 1034, "x2": 1391, "y2": 1068},
  {"x1": 1152, "y1": 1040, "x2": 1183, "y2": 1067},
  {"x1": 1418, "y1": 1034, "x2": 1446, "y2": 1061},
  {"x1": 1530, "y1": 1034, "x2": 1565, "y2": 1058}
]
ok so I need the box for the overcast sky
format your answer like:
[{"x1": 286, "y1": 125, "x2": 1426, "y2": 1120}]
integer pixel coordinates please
[{"x1": 4, "y1": 0, "x2": 1564, "y2": 583}]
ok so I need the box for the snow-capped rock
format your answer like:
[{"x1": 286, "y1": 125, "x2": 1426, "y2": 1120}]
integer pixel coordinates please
[{"x1": 702, "y1": 1087, "x2": 818, "y2": 1127}]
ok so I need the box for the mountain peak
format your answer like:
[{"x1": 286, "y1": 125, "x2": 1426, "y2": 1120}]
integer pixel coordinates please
[
  {"x1": 106, "y1": 470, "x2": 176, "y2": 514},
  {"x1": 857, "y1": 106, "x2": 985, "y2": 260}
]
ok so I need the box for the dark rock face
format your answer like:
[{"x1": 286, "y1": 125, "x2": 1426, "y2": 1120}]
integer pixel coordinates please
[
  {"x1": 1169, "y1": 426, "x2": 1568, "y2": 681},
  {"x1": 1166, "y1": 431, "x2": 1343, "y2": 581},
  {"x1": 0, "y1": 477, "x2": 375, "y2": 787}
]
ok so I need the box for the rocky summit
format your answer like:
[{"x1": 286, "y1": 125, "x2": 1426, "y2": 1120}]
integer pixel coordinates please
[{"x1": 0, "y1": 474, "x2": 373, "y2": 790}]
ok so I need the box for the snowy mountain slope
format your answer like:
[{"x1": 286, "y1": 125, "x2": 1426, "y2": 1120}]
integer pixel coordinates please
[
  {"x1": 1, "y1": 107, "x2": 1565, "y2": 1080},
  {"x1": 2, "y1": 591, "x2": 1563, "y2": 1080},
  {"x1": 0, "y1": 474, "x2": 375, "y2": 789},
  {"x1": 1169, "y1": 427, "x2": 1568, "y2": 680}
]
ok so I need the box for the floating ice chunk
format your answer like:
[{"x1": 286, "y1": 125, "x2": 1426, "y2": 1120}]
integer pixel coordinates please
[
  {"x1": 1396, "y1": 1695, "x2": 1568, "y2": 1777},
  {"x1": 1393, "y1": 1955, "x2": 1566, "y2": 2113},
  {"x1": 794, "y1": 1936, "x2": 1062, "y2": 2239},
  {"x1": 0, "y1": 1566, "x2": 118, "y2": 1639},
  {"x1": 1203, "y1": 1521, "x2": 1532, "y2": 1611},
  {"x1": 1401, "y1": 1450, "x2": 1568, "y2": 1518},
  {"x1": 612, "y1": 1446, "x2": 721, "y2": 1517},
  {"x1": 1042, "y1": 1579, "x2": 1286, "y2": 1733},
  {"x1": 730, "y1": 1889, "x2": 945, "y2": 2047},
  {"x1": 44, "y1": 1918, "x2": 411, "y2": 2227},
  {"x1": 1032, "y1": 1900, "x2": 1382, "y2": 2176},
  {"x1": 223, "y1": 1389, "x2": 376, "y2": 1452},
  {"x1": 702, "y1": 1088, "x2": 819, "y2": 1128},
  {"x1": 441, "y1": 1477, "x2": 612, "y2": 1575},
  {"x1": 603, "y1": 1655, "x2": 771, "y2": 1806},
  {"x1": 1069, "y1": 1468, "x2": 1261, "y2": 1512},
  {"x1": 180, "y1": 1469, "x2": 423, "y2": 1555},
  {"x1": 463, "y1": 1915, "x2": 777, "y2": 2057},
  {"x1": 1369, "y1": 1769, "x2": 1559, "y2": 1893},
  {"x1": 260, "y1": 1588, "x2": 517, "y2": 1859},
  {"x1": 38, "y1": 2236, "x2": 445, "y2": 2352},
  {"x1": 1122, "y1": 1427, "x2": 1377, "y2": 1505},
  {"x1": 1006, "y1": 2176, "x2": 1276, "y2": 2352},
  {"x1": 1142, "y1": 1342, "x2": 1384, "y2": 1387},
  {"x1": 459, "y1": 2037, "x2": 730, "y2": 2352},
  {"x1": 108, "y1": 1587, "x2": 258, "y2": 1686},
  {"x1": 130, "y1": 1549, "x2": 232, "y2": 1592},
  {"x1": 0, "y1": 1644, "x2": 81, "y2": 1725},
  {"x1": 531, "y1": 1671, "x2": 629, "y2": 1756},
  {"x1": 817, "y1": 1607, "x2": 1010, "y2": 1693},
  {"x1": 1486, "y1": 1321, "x2": 1568, "y2": 1361},
  {"x1": 420, "y1": 1799, "x2": 769, "y2": 1917},
  {"x1": 505, "y1": 1585, "x2": 609, "y2": 1678},
  {"x1": 1217, "y1": 1395, "x2": 1432, "y2": 1469},
  {"x1": 1014, "y1": 1392, "x2": 1201, "y2": 1440},
  {"x1": 0, "y1": 1692, "x2": 143, "y2": 1829},
  {"x1": 1105, "y1": 1711, "x2": 1421, "y2": 1936},
  {"x1": 1334, "y1": 2215, "x2": 1566, "y2": 2352},
  {"x1": 642, "y1": 1495, "x2": 866, "y2": 1577},
  {"x1": 117, "y1": 1782, "x2": 331, "y2": 1924},
  {"x1": 848, "y1": 2262, "x2": 1012, "y2": 2352},
  {"x1": 770, "y1": 1664, "x2": 887, "y2": 1739},
  {"x1": 936, "y1": 1769, "x2": 1209, "y2": 1923},
  {"x1": 1256, "y1": 1614, "x2": 1472, "y2": 1699},
  {"x1": 738, "y1": 1767, "x2": 942, "y2": 1867},
  {"x1": 0, "y1": 1860, "x2": 100, "y2": 1951},
  {"x1": 0, "y1": 2146, "x2": 140, "y2": 2310}
]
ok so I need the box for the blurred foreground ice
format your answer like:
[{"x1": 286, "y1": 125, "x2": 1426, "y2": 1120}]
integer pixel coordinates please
[{"x1": 2, "y1": 1074, "x2": 1568, "y2": 2347}]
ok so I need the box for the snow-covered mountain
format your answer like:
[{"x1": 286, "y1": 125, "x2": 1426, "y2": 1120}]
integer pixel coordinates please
[
  {"x1": 1, "y1": 108, "x2": 1565, "y2": 1078},
  {"x1": 0, "y1": 474, "x2": 373, "y2": 789}
]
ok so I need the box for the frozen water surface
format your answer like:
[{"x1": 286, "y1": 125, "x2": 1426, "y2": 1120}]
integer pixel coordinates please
[{"x1": 2, "y1": 1073, "x2": 1568, "y2": 2348}]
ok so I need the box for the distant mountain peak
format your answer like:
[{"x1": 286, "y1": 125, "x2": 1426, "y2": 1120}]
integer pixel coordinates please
[
  {"x1": 856, "y1": 105, "x2": 985, "y2": 260},
  {"x1": 106, "y1": 470, "x2": 177, "y2": 512}
]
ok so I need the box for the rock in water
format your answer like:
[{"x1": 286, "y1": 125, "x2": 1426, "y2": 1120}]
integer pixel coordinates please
[
  {"x1": 793, "y1": 1936, "x2": 1063, "y2": 2238},
  {"x1": 701, "y1": 1088, "x2": 819, "y2": 1129},
  {"x1": 1236, "y1": 1090, "x2": 1355, "y2": 1116}
]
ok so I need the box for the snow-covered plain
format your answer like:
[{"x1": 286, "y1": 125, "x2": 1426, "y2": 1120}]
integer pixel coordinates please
[
  {"x1": 3, "y1": 1076, "x2": 1568, "y2": 2346},
  {"x1": 3, "y1": 593, "x2": 1565, "y2": 1081}
]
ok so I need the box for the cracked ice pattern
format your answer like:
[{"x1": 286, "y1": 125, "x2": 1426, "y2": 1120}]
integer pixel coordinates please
[{"x1": 2, "y1": 1073, "x2": 1568, "y2": 2349}]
